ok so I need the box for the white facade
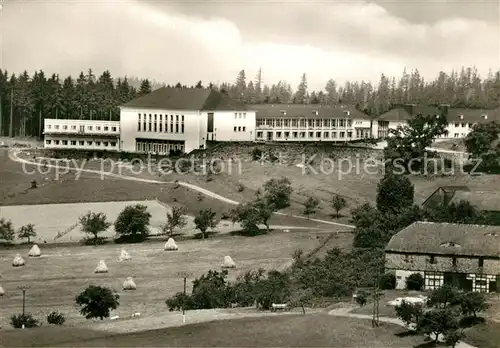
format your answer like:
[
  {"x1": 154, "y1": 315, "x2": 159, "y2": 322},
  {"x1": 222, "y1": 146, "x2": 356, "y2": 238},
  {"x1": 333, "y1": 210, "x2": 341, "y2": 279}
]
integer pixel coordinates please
[
  {"x1": 119, "y1": 107, "x2": 256, "y2": 154},
  {"x1": 254, "y1": 116, "x2": 372, "y2": 142},
  {"x1": 43, "y1": 119, "x2": 120, "y2": 151}
]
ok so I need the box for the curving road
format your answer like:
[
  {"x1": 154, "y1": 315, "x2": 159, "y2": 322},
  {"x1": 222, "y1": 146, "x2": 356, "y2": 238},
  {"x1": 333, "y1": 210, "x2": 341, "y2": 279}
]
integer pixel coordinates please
[{"x1": 8, "y1": 149, "x2": 354, "y2": 229}]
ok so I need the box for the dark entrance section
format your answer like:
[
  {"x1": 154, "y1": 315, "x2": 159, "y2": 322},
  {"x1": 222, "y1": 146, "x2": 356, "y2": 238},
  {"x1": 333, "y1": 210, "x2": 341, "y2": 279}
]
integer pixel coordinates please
[
  {"x1": 444, "y1": 272, "x2": 472, "y2": 291},
  {"x1": 207, "y1": 113, "x2": 214, "y2": 132}
]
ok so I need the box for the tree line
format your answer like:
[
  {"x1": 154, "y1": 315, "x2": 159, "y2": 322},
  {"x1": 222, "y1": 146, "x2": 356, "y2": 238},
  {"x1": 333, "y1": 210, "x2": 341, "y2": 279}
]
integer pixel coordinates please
[{"x1": 1, "y1": 66, "x2": 500, "y2": 138}]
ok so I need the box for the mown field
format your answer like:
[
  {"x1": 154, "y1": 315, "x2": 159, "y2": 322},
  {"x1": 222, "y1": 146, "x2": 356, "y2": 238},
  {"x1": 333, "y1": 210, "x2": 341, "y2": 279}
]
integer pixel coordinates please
[
  {"x1": 0, "y1": 230, "x2": 352, "y2": 330},
  {"x1": 2, "y1": 313, "x2": 427, "y2": 347}
]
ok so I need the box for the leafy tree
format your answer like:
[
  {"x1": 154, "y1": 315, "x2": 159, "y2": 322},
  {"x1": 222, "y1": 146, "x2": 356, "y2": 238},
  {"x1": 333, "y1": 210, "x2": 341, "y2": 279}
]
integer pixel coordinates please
[
  {"x1": 331, "y1": 195, "x2": 347, "y2": 218},
  {"x1": 194, "y1": 209, "x2": 218, "y2": 239},
  {"x1": 75, "y1": 285, "x2": 119, "y2": 320},
  {"x1": 376, "y1": 174, "x2": 414, "y2": 214},
  {"x1": 406, "y1": 273, "x2": 424, "y2": 291},
  {"x1": 303, "y1": 197, "x2": 320, "y2": 218},
  {"x1": 165, "y1": 292, "x2": 194, "y2": 311},
  {"x1": 263, "y1": 177, "x2": 293, "y2": 210},
  {"x1": 161, "y1": 206, "x2": 187, "y2": 237},
  {"x1": 232, "y1": 269, "x2": 266, "y2": 307},
  {"x1": 253, "y1": 270, "x2": 291, "y2": 310},
  {"x1": 427, "y1": 284, "x2": 460, "y2": 309},
  {"x1": 190, "y1": 270, "x2": 233, "y2": 309},
  {"x1": 355, "y1": 290, "x2": 368, "y2": 307},
  {"x1": 459, "y1": 291, "x2": 489, "y2": 319},
  {"x1": 18, "y1": 224, "x2": 36, "y2": 243},
  {"x1": 464, "y1": 122, "x2": 500, "y2": 159},
  {"x1": 79, "y1": 211, "x2": 111, "y2": 245},
  {"x1": 395, "y1": 301, "x2": 424, "y2": 329},
  {"x1": 384, "y1": 112, "x2": 448, "y2": 173},
  {"x1": 0, "y1": 218, "x2": 15, "y2": 242},
  {"x1": 231, "y1": 199, "x2": 274, "y2": 235},
  {"x1": 419, "y1": 308, "x2": 459, "y2": 344},
  {"x1": 114, "y1": 204, "x2": 151, "y2": 243}
]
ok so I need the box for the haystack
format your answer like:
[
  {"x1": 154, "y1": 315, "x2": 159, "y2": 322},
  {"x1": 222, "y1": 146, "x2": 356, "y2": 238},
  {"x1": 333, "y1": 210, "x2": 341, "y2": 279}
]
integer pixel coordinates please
[
  {"x1": 122, "y1": 277, "x2": 137, "y2": 290},
  {"x1": 94, "y1": 260, "x2": 108, "y2": 273},
  {"x1": 28, "y1": 244, "x2": 41, "y2": 257},
  {"x1": 0, "y1": 286, "x2": 5, "y2": 296},
  {"x1": 12, "y1": 254, "x2": 25, "y2": 267},
  {"x1": 118, "y1": 249, "x2": 131, "y2": 261},
  {"x1": 221, "y1": 255, "x2": 236, "y2": 268},
  {"x1": 164, "y1": 238, "x2": 178, "y2": 251}
]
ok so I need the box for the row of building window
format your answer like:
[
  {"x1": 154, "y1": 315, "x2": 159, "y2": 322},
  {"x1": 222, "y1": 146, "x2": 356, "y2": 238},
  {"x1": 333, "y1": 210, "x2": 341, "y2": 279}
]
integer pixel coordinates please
[
  {"x1": 137, "y1": 114, "x2": 185, "y2": 134},
  {"x1": 135, "y1": 141, "x2": 184, "y2": 154},
  {"x1": 427, "y1": 255, "x2": 484, "y2": 267},
  {"x1": 47, "y1": 124, "x2": 117, "y2": 132},
  {"x1": 45, "y1": 139, "x2": 117, "y2": 147},
  {"x1": 234, "y1": 126, "x2": 247, "y2": 132},
  {"x1": 256, "y1": 130, "x2": 355, "y2": 139},
  {"x1": 453, "y1": 122, "x2": 473, "y2": 128},
  {"x1": 234, "y1": 112, "x2": 247, "y2": 119},
  {"x1": 256, "y1": 118, "x2": 354, "y2": 128}
]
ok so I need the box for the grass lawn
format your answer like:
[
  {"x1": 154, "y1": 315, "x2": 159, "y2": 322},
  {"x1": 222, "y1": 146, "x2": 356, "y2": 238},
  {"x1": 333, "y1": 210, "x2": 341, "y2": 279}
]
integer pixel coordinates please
[
  {"x1": 1, "y1": 313, "x2": 428, "y2": 347},
  {"x1": 0, "y1": 230, "x2": 353, "y2": 330},
  {"x1": 464, "y1": 320, "x2": 500, "y2": 348}
]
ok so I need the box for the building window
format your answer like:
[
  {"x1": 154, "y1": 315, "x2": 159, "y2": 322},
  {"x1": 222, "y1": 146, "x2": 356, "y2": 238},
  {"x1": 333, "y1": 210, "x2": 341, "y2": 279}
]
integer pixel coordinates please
[
  {"x1": 87, "y1": 141, "x2": 92, "y2": 146},
  {"x1": 454, "y1": 133, "x2": 459, "y2": 138},
  {"x1": 284, "y1": 120, "x2": 290, "y2": 127},
  {"x1": 429, "y1": 255, "x2": 436, "y2": 264},
  {"x1": 455, "y1": 122, "x2": 459, "y2": 127},
  {"x1": 257, "y1": 131, "x2": 263, "y2": 138},
  {"x1": 181, "y1": 115, "x2": 184, "y2": 134},
  {"x1": 62, "y1": 140, "x2": 68, "y2": 145},
  {"x1": 468, "y1": 123, "x2": 473, "y2": 128},
  {"x1": 79, "y1": 141, "x2": 84, "y2": 145},
  {"x1": 96, "y1": 126, "x2": 101, "y2": 131},
  {"x1": 452, "y1": 257, "x2": 457, "y2": 266},
  {"x1": 292, "y1": 132, "x2": 298, "y2": 138},
  {"x1": 404, "y1": 255, "x2": 409, "y2": 262},
  {"x1": 63, "y1": 125, "x2": 68, "y2": 130},
  {"x1": 243, "y1": 112, "x2": 246, "y2": 119},
  {"x1": 479, "y1": 257, "x2": 484, "y2": 267},
  {"x1": 138, "y1": 114, "x2": 141, "y2": 131},
  {"x1": 47, "y1": 125, "x2": 52, "y2": 129},
  {"x1": 275, "y1": 119, "x2": 283, "y2": 128},
  {"x1": 238, "y1": 126, "x2": 241, "y2": 132},
  {"x1": 242, "y1": 126, "x2": 246, "y2": 132},
  {"x1": 332, "y1": 132, "x2": 337, "y2": 138},
  {"x1": 159, "y1": 118, "x2": 162, "y2": 132},
  {"x1": 104, "y1": 126, "x2": 109, "y2": 131},
  {"x1": 425, "y1": 272, "x2": 444, "y2": 290},
  {"x1": 234, "y1": 126, "x2": 237, "y2": 132},
  {"x1": 55, "y1": 140, "x2": 60, "y2": 145},
  {"x1": 71, "y1": 125, "x2": 76, "y2": 130},
  {"x1": 300, "y1": 132, "x2": 305, "y2": 138},
  {"x1": 234, "y1": 113, "x2": 237, "y2": 119},
  {"x1": 299, "y1": 119, "x2": 306, "y2": 128},
  {"x1": 461, "y1": 123, "x2": 466, "y2": 127},
  {"x1": 96, "y1": 141, "x2": 101, "y2": 146},
  {"x1": 324, "y1": 132, "x2": 329, "y2": 138},
  {"x1": 291, "y1": 119, "x2": 298, "y2": 128},
  {"x1": 55, "y1": 125, "x2": 60, "y2": 129},
  {"x1": 148, "y1": 114, "x2": 152, "y2": 131},
  {"x1": 103, "y1": 142, "x2": 108, "y2": 147},
  {"x1": 340, "y1": 131, "x2": 345, "y2": 138},
  {"x1": 284, "y1": 131, "x2": 290, "y2": 138},
  {"x1": 276, "y1": 132, "x2": 282, "y2": 138},
  {"x1": 347, "y1": 120, "x2": 352, "y2": 127},
  {"x1": 316, "y1": 131, "x2": 321, "y2": 138},
  {"x1": 176, "y1": 124, "x2": 179, "y2": 133},
  {"x1": 45, "y1": 140, "x2": 51, "y2": 144},
  {"x1": 111, "y1": 142, "x2": 116, "y2": 147},
  {"x1": 339, "y1": 119, "x2": 346, "y2": 127},
  {"x1": 324, "y1": 119, "x2": 330, "y2": 127},
  {"x1": 154, "y1": 115, "x2": 157, "y2": 132},
  {"x1": 70, "y1": 140, "x2": 76, "y2": 145},
  {"x1": 347, "y1": 131, "x2": 352, "y2": 138}
]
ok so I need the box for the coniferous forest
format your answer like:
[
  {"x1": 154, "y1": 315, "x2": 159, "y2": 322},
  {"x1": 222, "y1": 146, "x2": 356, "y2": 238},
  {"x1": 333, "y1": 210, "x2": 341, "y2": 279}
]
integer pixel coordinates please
[{"x1": 0, "y1": 67, "x2": 499, "y2": 138}]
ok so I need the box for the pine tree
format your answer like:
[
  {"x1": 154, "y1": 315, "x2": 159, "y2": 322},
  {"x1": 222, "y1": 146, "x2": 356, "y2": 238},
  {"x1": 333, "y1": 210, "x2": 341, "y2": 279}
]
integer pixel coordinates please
[
  {"x1": 293, "y1": 73, "x2": 307, "y2": 104},
  {"x1": 139, "y1": 79, "x2": 152, "y2": 96}
]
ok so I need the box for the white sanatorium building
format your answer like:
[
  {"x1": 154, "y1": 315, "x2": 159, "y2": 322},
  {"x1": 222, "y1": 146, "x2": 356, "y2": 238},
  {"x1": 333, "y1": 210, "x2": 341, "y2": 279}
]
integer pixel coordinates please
[{"x1": 43, "y1": 87, "x2": 500, "y2": 154}]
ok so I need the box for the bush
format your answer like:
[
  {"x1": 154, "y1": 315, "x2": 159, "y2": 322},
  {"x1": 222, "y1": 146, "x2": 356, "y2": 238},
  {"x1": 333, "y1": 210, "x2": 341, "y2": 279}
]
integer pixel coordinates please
[
  {"x1": 237, "y1": 183, "x2": 245, "y2": 192},
  {"x1": 406, "y1": 273, "x2": 424, "y2": 291},
  {"x1": 379, "y1": 273, "x2": 396, "y2": 290},
  {"x1": 355, "y1": 291, "x2": 368, "y2": 306},
  {"x1": 47, "y1": 311, "x2": 66, "y2": 325},
  {"x1": 251, "y1": 148, "x2": 263, "y2": 161},
  {"x1": 10, "y1": 313, "x2": 41, "y2": 328},
  {"x1": 75, "y1": 285, "x2": 120, "y2": 320},
  {"x1": 165, "y1": 292, "x2": 194, "y2": 311}
]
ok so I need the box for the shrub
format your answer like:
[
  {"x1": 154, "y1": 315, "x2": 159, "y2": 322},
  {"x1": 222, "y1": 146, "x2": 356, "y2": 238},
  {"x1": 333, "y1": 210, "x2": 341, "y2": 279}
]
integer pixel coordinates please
[
  {"x1": 10, "y1": 313, "x2": 41, "y2": 328},
  {"x1": 47, "y1": 311, "x2": 66, "y2": 325},
  {"x1": 114, "y1": 204, "x2": 151, "y2": 243},
  {"x1": 355, "y1": 291, "x2": 368, "y2": 306},
  {"x1": 379, "y1": 273, "x2": 396, "y2": 290},
  {"x1": 406, "y1": 273, "x2": 424, "y2": 291},
  {"x1": 237, "y1": 183, "x2": 245, "y2": 192},
  {"x1": 166, "y1": 292, "x2": 194, "y2": 311},
  {"x1": 251, "y1": 148, "x2": 263, "y2": 161},
  {"x1": 395, "y1": 301, "x2": 424, "y2": 329}
]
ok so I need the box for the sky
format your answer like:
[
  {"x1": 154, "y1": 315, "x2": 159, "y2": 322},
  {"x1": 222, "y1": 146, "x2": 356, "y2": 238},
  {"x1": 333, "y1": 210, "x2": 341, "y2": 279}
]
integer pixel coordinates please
[{"x1": 0, "y1": 0, "x2": 499, "y2": 91}]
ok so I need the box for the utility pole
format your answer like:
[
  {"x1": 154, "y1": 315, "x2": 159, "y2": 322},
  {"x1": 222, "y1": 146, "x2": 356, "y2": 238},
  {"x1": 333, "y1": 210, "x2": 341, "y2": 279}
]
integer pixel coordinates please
[
  {"x1": 176, "y1": 271, "x2": 192, "y2": 323},
  {"x1": 17, "y1": 285, "x2": 31, "y2": 317}
]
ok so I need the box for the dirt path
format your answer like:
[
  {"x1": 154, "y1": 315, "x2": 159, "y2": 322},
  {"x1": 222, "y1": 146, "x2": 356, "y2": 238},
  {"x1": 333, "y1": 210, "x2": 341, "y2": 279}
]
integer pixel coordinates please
[
  {"x1": 9, "y1": 149, "x2": 354, "y2": 229},
  {"x1": 328, "y1": 306, "x2": 476, "y2": 348}
]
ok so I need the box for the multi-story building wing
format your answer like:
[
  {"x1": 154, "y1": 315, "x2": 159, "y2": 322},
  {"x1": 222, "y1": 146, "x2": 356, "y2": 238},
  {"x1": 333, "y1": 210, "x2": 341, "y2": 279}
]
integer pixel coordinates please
[
  {"x1": 253, "y1": 104, "x2": 373, "y2": 142},
  {"x1": 385, "y1": 221, "x2": 500, "y2": 293},
  {"x1": 43, "y1": 119, "x2": 121, "y2": 151},
  {"x1": 119, "y1": 87, "x2": 256, "y2": 154},
  {"x1": 375, "y1": 104, "x2": 500, "y2": 139}
]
